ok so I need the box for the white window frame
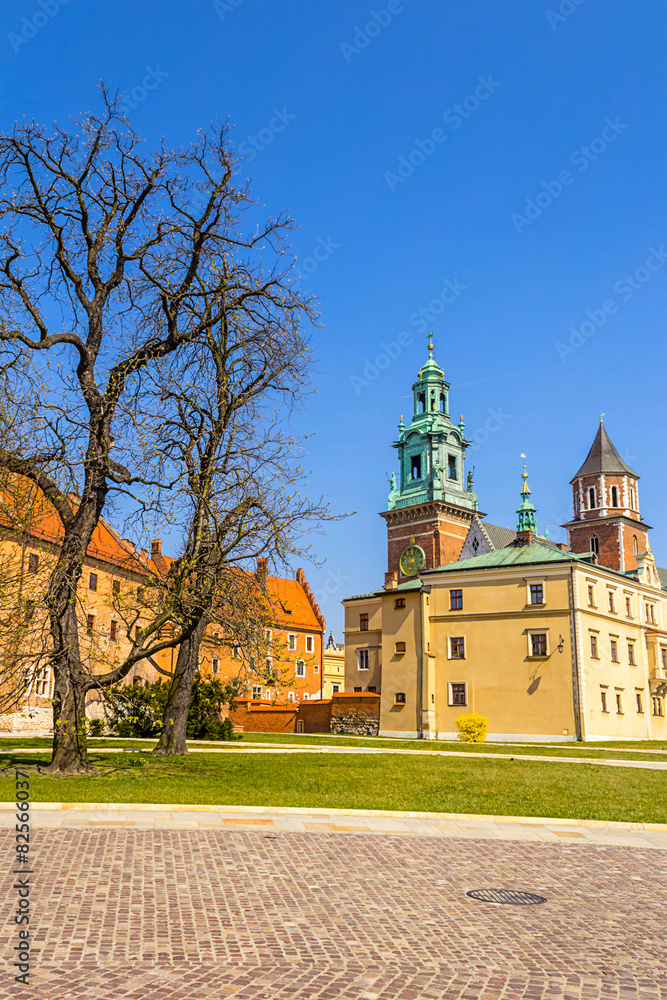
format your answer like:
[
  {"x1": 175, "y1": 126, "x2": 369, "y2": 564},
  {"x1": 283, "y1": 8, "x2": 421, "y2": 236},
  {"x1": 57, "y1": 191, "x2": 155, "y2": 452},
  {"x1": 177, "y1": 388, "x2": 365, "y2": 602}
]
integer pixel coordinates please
[
  {"x1": 332, "y1": 684, "x2": 340, "y2": 694},
  {"x1": 288, "y1": 691, "x2": 295, "y2": 702},
  {"x1": 264, "y1": 628, "x2": 273, "y2": 642},
  {"x1": 645, "y1": 602, "x2": 656, "y2": 624},
  {"x1": 295, "y1": 659, "x2": 306, "y2": 677},
  {"x1": 305, "y1": 634, "x2": 314, "y2": 653},
  {"x1": 287, "y1": 633, "x2": 297, "y2": 651},
  {"x1": 526, "y1": 577, "x2": 546, "y2": 606},
  {"x1": 212, "y1": 657, "x2": 220, "y2": 674},
  {"x1": 251, "y1": 685, "x2": 262, "y2": 699},
  {"x1": 527, "y1": 629, "x2": 549, "y2": 658},
  {"x1": 357, "y1": 649, "x2": 370, "y2": 671},
  {"x1": 448, "y1": 681, "x2": 467, "y2": 707},
  {"x1": 447, "y1": 635, "x2": 466, "y2": 660}
]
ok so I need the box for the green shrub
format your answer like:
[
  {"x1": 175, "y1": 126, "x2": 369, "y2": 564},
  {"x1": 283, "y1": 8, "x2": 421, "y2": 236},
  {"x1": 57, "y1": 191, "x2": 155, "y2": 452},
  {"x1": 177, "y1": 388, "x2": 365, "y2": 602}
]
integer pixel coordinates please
[
  {"x1": 89, "y1": 718, "x2": 105, "y2": 736},
  {"x1": 454, "y1": 712, "x2": 489, "y2": 743},
  {"x1": 104, "y1": 676, "x2": 240, "y2": 741}
]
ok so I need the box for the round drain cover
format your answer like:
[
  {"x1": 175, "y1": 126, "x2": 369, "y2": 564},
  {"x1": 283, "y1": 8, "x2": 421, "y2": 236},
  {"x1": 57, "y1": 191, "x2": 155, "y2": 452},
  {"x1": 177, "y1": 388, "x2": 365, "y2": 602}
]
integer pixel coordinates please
[{"x1": 467, "y1": 889, "x2": 547, "y2": 905}]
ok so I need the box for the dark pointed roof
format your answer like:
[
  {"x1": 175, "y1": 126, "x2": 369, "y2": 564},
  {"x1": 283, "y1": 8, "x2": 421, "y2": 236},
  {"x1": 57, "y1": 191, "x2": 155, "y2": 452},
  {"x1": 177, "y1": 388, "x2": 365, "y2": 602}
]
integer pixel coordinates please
[{"x1": 571, "y1": 423, "x2": 638, "y2": 482}]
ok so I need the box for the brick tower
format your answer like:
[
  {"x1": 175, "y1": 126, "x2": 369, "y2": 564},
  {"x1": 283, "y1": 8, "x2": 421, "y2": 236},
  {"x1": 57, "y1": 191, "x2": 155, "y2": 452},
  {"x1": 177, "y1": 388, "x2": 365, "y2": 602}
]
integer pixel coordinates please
[
  {"x1": 563, "y1": 420, "x2": 650, "y2": 572},
  {"x1": 380, "y1": 340, "x2": 482, "y2": 580}
]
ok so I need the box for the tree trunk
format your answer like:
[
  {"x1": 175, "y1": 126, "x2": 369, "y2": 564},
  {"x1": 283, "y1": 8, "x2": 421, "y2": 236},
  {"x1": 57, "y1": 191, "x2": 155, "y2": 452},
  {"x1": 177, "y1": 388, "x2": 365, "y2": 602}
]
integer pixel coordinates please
[
  {"x1": 46, "y1": 667, "x2": 94, "y2": 774},
  {"x1": 153, "y1": 618, "x2": 207, "y2": 756}
]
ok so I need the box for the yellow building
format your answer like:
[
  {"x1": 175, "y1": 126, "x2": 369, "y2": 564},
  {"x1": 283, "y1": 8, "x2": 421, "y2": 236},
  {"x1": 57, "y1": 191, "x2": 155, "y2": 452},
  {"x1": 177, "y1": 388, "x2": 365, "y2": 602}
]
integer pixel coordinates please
[
  {"x1": 342, "y1": 347, "x2": 667, "y2": 742},
  {"x1": 322, "y1": 632, "x2": 345, "y2": 697}
]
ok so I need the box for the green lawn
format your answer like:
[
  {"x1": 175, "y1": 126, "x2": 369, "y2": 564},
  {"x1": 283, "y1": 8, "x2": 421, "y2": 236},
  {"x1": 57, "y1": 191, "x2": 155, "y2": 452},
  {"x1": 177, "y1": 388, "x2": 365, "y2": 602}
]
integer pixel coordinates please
[
  {"x1": 1, "y1": 732, "x2": 666, "y2": 762},
  {"x1": 1, "y1": 749, "x2": 666, "y2": 823}
]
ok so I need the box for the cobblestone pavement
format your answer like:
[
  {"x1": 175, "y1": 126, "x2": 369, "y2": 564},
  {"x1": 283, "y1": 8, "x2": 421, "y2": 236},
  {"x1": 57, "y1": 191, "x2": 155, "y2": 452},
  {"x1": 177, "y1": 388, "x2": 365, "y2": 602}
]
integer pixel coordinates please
[{"x1": 2, "y1": 823, "x2": 667, "y2": 999}]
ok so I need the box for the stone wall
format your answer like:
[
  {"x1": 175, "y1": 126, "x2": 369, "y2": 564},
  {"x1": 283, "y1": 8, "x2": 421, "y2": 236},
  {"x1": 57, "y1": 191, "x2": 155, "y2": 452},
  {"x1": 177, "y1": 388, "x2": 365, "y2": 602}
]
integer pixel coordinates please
[
  {"x1": 0, "y1": 707, "x2": 53, "y2": 732},
  {"x1": 330, "y1": 694, "x2": 380, "y2": 736}
]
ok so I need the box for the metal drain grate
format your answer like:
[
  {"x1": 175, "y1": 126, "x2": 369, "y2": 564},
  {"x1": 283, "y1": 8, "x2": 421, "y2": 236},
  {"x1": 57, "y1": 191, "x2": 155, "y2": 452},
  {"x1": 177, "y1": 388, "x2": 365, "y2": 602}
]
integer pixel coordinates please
[{"x1": 467, "y1": 889, "x2": 547, "y2": 905}]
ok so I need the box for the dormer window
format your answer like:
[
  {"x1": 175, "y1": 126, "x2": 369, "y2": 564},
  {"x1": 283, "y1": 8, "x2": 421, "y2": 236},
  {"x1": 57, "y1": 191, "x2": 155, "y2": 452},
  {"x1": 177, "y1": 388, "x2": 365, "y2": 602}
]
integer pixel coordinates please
[{"x1": 411, "y1": 455, "x2": 422, "y2": 480}]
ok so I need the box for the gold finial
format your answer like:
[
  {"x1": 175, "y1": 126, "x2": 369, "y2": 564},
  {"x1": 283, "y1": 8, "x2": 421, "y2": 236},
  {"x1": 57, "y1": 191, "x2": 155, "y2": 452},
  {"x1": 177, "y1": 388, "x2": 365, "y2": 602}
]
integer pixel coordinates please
[{"x1": 600, "y1": 412, "x2": 605, "y2": 423}]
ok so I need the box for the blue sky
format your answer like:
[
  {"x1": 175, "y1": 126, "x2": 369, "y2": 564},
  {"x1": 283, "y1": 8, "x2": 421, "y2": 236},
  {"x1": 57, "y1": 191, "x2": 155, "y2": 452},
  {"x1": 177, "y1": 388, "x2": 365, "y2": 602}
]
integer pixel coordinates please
[{"x1": 1, "y1": 0, "x2": 665, "y2": 634}]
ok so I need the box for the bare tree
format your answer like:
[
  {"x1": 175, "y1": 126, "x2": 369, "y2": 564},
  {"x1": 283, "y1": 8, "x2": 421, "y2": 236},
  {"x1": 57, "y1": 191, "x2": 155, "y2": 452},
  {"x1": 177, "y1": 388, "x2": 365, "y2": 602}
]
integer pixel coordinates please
[{"x1": 0, "y1": 89, "x2": 323, "y2": 772}]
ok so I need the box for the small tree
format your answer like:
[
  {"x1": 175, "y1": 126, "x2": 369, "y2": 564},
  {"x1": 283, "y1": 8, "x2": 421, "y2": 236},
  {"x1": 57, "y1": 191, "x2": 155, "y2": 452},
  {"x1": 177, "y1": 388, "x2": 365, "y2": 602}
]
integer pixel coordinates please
[{"x1": 454, "y1": 712, "x2": 488, "y2": 743}]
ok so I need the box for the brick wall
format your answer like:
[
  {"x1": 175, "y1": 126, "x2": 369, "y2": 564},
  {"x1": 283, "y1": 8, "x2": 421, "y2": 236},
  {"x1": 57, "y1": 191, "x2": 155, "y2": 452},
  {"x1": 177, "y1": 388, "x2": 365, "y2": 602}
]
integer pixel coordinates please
[
  {"x1": 229, "y1": 699, "x2": 297, "y2": 733},
  {"x1": 297, "y1": 699, "x2": 332, "y2": 733}
]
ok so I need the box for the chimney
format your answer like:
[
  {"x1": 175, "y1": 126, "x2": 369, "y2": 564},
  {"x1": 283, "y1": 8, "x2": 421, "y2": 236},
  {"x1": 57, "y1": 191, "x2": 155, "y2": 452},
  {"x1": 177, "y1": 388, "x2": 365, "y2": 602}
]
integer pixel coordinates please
[
  {"x1": 256, "y1": 557, "x2": 268, "y2": 585},
  {"x1": 385, "y1": 571, "x2": 398, "y2": 590},
  {"x1": 151, "y1": 538, "x2": 167, "y2": 576},
  {"x1": 515, "y1": 530, "x2": 533, "y2": 546}
]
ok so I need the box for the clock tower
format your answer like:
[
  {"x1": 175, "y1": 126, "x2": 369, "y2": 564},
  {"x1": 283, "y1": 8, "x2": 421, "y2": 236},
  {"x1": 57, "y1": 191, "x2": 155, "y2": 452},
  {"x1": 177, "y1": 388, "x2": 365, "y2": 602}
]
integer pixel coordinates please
[{"x1": 381, "y1": 341, "x2": 482, "y2": 580}]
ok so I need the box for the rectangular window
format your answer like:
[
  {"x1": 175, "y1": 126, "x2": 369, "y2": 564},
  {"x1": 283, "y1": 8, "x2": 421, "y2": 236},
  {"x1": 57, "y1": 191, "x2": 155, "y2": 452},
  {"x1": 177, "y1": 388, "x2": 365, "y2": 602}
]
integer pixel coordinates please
[
  {"x1": 213, "y1": 631, "x2": 220, "y2": 641},
  {"x1": 28, "y1": 553, "x2": 39, "y2": 574},
  {"x1": 608, "y1": 592, "x2": 616, "y2": 613},
  {"x1": 636, "y1": 692, "x2": 643, "y2": 713},
  {"x1": 662, "y1": 648, "x2": 667, "y2": 670},
  {"x1": 212, "y1": 658, "x2": 220, "y2": 674},
  {"x1": 357, "y1": 649, "x2": 369, "y2": 671},
  {"x1": 287, "y1": 633, "x2": 297, "y2": 651},
  {"x1": 587, "y1": 585, "x2": 595, "y2": 606},
  {"x1": 265, "y1": 657, "x2": 273, "y2": 674},
  {"x1": 395, "y1": 598, "x2": 405, "y2": 609},
  {"x1": 625, "y1": 596, "x2": 632, "y2": 617},
  {"x1": 110, "y1": 620, "x2": 118, "y2": 642},
  {"x1": 264, "y1": 628, "x2": 272, "y2": 642},
  {"x1": 89, "y1": 573, "x2": 98, "y2": 592},
  {"x1": 530, "y1": 633, "x2": 547, "y2": 657},
  {"x1": 251, "y1": 685, "x2": 262, "y2": 700},
  {"x1": 449, "y1": 682, "x2": 467, "y2": 706},
  {"x1": 601, "y1": 690, "x2": 608, "y2": 713},
  {"x1": 615, "y1": 692, "x2": 623, "y2": 714},
  {"x1": 306, "y1": 635, "x2": 314, "y2": 653},
  {"x1": 86, "y1": 614, "x2": 95, "y2": 635},
  {"x1": 367, "y1": 685, "x2": 376, "y2": 693},
  {"x1": 627, "y1": 643, "x2": 635, "y2": 666},
  {"x1": 354, "y1": 687, "x2": 362, "y2": 693},
  {"x1": 394, "y1": 691, "x2": 406, "y2": 704},
  {"x1": 449, "y1": 636, "x2": 465, "y2": 659},
  {"x1": 449, "y1": 589, "x2": 463, "y2": 611},
  {"x1": 610, "y1": 639, "x2": 619, "y2": 662},
  {"x1": 295, "y1": 660, "x2": 306, "y2": 677},
  {"x1": 447, "y1": 455, "x2": 457, "y2": 480},
  {"x1": 112, "y1": 580, "x2": 121, "y2": 595},
  {"x1": 590, "y1": 634, "x2": 599, "y2": 658},
  {"x1": 359, "y1": 613, "x2": 369, "y2": 631},
  {"x1": 530, "y1": 583, "x2": 544, "y2": 605},
  {"x1": 410, "y1": 454, "x2": 422, "y2": 480},
  {"x1": 332, "y1": 684, "x2": 340, "y2": 694},
  {"x1": 652, "y1": 696, "x2": 664, "y2": 717},
  {"x1": 645, "y1": 603, "x2": 656, "y2": 624}
]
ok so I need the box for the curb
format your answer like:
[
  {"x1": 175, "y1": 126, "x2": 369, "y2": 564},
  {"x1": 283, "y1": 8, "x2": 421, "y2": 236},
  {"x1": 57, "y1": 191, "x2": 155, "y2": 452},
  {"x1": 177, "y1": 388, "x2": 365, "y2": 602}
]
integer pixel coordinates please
[{"x1": 1, "y1": 801, "x2": 666, "y2": 831}]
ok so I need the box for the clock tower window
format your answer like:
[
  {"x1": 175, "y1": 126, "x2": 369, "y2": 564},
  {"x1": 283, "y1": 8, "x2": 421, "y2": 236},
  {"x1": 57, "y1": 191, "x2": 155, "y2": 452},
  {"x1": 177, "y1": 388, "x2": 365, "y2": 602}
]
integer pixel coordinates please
[{"x1": 410, "y1": 454, "x2": 422, "y2": 480}]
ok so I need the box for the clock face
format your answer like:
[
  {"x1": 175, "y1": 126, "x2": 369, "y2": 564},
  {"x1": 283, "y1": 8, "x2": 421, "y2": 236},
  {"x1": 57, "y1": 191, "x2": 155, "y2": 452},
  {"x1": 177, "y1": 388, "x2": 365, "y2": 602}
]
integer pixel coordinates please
[{"x1": 399, "y1": 544, "x2": 425, "y2": 577}]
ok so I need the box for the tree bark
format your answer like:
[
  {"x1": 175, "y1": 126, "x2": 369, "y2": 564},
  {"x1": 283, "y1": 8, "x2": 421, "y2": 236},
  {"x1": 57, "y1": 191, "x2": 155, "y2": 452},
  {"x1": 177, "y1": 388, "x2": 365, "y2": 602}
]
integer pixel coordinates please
[
  {"x1": 46, "y1": 668, "x2": 94, "y2": 774},
  {"x1": 152, "y1": 618, "x2": 207, "y2": 756}
]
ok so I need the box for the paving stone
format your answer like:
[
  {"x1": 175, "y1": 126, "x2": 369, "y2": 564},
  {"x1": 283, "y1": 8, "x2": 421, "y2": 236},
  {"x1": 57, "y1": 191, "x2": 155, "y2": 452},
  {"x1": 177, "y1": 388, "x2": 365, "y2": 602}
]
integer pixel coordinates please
[{"x1": 2, "y1": 828, "x2": 667, "y2": 998}]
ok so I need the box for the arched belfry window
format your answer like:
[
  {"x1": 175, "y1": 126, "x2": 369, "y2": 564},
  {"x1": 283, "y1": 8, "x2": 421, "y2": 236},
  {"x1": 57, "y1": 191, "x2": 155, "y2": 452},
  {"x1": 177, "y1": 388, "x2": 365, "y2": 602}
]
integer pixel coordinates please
[
  {"x1": 418, "y1": 393, "x2": 425, "y2": 414},
  {"x1": 611, "y1": 486, "x2": 619, "y2": 508},
  {"x1": 430, "y1": 391, "x2": 436, "y2": 412},
  {"x1": 590, "y1": 535, "x2": 599, "y2": 555},
  {"x1": 588, "y1": 487, "x2": 596, "y2": 510},
  {"x1": 439, "y1": 393, "x2": 446, "y2": 413},
  {"x1": 633, "y1": 535, "x2": 638, "y2": 555}
]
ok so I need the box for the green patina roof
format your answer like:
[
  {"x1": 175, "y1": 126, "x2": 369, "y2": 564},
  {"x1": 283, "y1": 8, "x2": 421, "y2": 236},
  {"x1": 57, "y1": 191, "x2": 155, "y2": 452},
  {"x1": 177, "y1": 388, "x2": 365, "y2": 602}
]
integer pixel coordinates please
[{"x1": 424, "y1": 540, "x2": 579, "y2": 574}]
